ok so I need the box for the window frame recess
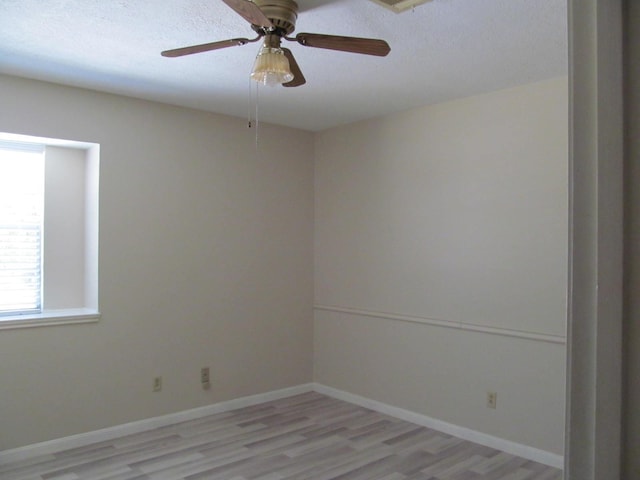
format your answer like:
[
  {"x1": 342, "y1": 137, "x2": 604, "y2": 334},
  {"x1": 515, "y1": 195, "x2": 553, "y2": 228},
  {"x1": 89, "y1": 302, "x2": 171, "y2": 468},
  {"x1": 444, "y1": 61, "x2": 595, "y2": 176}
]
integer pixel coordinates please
[{"x1": 0, "y1": 133, "x2": 100, "y2": 330}]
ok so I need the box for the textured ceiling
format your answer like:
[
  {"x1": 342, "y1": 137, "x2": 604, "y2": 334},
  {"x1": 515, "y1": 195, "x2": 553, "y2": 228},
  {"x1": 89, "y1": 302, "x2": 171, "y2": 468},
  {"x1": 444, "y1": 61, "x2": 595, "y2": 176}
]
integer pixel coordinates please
[{"x1": 0, "y1": 0, "x2": 567, "y2": 132}]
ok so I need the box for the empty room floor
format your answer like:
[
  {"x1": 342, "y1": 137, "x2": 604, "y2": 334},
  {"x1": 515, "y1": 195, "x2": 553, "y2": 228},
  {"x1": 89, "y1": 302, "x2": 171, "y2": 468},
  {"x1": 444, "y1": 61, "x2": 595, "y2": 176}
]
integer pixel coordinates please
[{"x1": 0, "y1": 392, "x2": 562, "y2": 480}]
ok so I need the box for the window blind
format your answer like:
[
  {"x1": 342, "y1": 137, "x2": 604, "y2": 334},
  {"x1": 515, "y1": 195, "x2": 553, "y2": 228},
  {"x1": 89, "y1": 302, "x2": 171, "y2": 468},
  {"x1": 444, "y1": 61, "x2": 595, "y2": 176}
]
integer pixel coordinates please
[{"x1": 0, "y1": 141, "x2": 44, "y2": 315}]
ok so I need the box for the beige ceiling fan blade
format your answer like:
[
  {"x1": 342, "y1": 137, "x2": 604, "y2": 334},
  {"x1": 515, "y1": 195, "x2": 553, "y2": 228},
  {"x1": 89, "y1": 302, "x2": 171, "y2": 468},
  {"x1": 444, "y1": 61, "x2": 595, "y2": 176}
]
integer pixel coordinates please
[
  {"x1": 222, "y1": 0, "x2": 274, "y2": 29},
  {"x1": 292, "y1": 33, "x2": 390, "y2": 56},
  {"x1": 161, "y1": 37, "x2": 258, "y2": 57},
  {"x1": 282, "y1": 48, "x2": 306, "y2": 87}
]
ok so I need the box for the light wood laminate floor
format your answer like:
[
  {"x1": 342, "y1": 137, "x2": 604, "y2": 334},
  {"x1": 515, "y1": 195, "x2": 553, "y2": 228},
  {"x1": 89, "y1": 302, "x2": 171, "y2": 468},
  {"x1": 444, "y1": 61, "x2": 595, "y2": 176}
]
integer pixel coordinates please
[{"x1": 0, "y1": 392, "x2": 562, "y2": 480}]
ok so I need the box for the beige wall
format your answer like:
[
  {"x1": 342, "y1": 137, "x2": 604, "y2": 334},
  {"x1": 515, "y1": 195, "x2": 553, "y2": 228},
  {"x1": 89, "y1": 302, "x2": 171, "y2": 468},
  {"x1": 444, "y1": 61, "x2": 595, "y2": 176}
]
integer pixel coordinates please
[
  {"x1": 314, "y1": 78, "x2": 568, "y2": 454},
  {"x1": 0, "y1": 73, "x2": 570, "y2": 457},
  {"x1": 624, "y1": 0, "x2": 640, "y2": 477},
  {"x1": 0, "y1": 75, "x2": 315, "y2": 450}
]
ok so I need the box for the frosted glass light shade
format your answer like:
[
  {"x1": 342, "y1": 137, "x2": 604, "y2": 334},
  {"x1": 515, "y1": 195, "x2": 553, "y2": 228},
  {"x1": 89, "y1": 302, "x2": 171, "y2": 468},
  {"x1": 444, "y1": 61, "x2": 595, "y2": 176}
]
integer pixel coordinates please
[{"x1": 250, "y1": 47, "x2": 294, "y2": 86}]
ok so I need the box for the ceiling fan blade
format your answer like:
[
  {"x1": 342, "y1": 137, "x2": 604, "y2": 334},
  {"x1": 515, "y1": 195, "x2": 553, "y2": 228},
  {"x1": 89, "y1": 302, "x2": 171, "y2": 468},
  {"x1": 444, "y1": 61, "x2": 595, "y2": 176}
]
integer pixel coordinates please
[
  {"x1": 222, "y1": 0, "x2": 273, "y2": 29},
  {"x1": 161, "y1": 38, "x2": 253, "y2": 57},
  {"x1": 282, "y1": 48, "x2": 306, "y2": 87},
  {"x1": 293, "y1": 33, "x2": 390, "y2": 56}
]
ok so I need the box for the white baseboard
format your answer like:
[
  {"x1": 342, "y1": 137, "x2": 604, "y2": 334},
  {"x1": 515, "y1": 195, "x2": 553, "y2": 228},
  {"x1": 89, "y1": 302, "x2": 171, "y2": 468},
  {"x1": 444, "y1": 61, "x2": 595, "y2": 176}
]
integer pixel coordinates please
[
  {"x1": 1, "y1": 382, "x2": 563, "y2": 470},
  {"x1": 312, "y1": 383, "x2": 564, "y2": 469},
  {"x1": 0, "y1": 383, "x2": 314, "y2": 465}
]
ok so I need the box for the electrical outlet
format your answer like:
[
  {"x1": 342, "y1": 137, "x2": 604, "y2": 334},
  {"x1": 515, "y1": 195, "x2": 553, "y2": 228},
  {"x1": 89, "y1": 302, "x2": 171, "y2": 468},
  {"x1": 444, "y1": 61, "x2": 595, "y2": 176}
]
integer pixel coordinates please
[
  {"x1": 153, "y1": 376, "x2": 162, "y2": 392},
  {"x1": 201, "y1": 367, "x2": 210, "y2": 390},
  {"x1": 487, "y1": 391, "x2": 497, "y2": 409}
]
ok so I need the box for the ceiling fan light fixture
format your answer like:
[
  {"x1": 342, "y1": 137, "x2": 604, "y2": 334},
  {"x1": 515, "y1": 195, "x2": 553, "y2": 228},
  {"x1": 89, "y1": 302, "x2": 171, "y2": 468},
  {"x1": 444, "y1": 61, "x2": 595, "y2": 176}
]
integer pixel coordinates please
[{"x1": 250, "y1": 46, "x2": 294, "y2": 86}]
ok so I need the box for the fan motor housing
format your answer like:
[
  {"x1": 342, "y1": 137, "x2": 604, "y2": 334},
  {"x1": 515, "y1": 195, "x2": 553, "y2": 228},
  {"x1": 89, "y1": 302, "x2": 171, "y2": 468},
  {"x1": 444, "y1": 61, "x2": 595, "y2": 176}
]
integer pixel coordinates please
[{"x1": 254, "y1": 0, "x2": 298, "y2": 35}]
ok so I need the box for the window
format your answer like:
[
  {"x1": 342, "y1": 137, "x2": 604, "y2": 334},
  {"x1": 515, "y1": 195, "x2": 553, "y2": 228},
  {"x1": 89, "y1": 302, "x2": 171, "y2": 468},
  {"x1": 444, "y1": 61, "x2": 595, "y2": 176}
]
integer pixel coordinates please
[
  {"x1": 0, "y1": 133, "x2": 100, "y2": 329},
  {"x1": 0, "y1": 143, "x2": 44, "y2": 315}
]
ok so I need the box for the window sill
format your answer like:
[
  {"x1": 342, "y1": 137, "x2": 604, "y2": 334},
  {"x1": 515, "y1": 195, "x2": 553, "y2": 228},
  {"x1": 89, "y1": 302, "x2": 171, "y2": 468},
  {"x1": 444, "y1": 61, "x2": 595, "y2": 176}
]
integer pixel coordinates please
[{"x1": 0, "y1": 309, "x2": 101, "y2": 330}]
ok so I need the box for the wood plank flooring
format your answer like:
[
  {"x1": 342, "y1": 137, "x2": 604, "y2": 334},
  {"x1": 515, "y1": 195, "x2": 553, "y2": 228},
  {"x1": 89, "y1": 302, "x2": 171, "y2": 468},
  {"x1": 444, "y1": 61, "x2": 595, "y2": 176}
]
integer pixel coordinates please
[{"x1": 0, "y1": 392, "x2": 563, "y2": 480}]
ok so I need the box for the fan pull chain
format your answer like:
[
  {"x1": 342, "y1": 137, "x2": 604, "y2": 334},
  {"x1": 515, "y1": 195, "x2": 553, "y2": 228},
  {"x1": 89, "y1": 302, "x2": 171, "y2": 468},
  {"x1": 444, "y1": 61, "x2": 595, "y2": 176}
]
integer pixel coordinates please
[
  {"x1": 247, "y1": 79, "x2": 260, "y2": 149},
  {"x1": 247, "y1": 77, "x2": 253, "y2": 129},
  {"x1": 254, "y1": 82, "x2": 260, "y2": 149}
]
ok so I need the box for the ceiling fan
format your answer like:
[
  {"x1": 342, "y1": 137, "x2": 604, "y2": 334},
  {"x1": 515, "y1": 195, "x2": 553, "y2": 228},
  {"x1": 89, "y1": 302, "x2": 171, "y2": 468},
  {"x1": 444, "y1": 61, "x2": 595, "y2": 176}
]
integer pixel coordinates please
[{"x1": 161, "y1": 0, "x2": 391, "y2": 87}]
